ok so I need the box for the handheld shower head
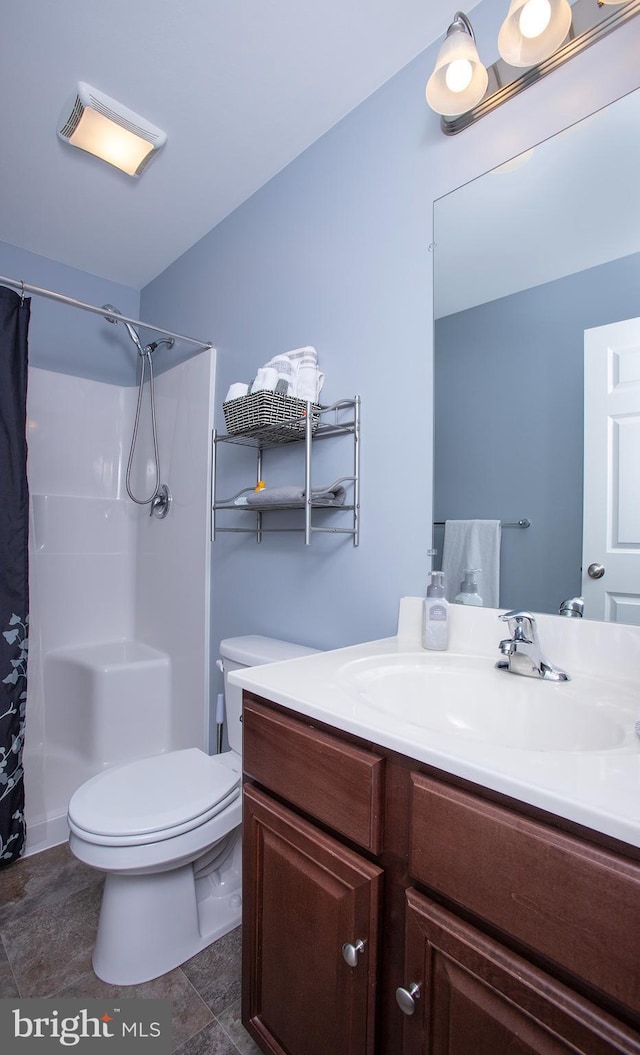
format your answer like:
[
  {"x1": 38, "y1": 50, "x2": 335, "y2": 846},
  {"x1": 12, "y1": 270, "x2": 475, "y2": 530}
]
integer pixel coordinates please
[
  {"x1": 101, "y1": 304, "x2": 145, "y2": 355},
  {"x1": 102, "y1": 304, "x2": 172, "y2": 512},
  {"x1": 124, "y1": 321, "x2": 145, "y2": 355}
]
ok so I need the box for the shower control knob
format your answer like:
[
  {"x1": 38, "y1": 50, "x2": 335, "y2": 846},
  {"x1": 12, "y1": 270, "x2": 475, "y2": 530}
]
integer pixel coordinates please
[
  {"x1": 396, "y1": 982, "x2": 421, "y2": 1016},
  {"x1": 342, "y1": 939, "x2": 366, "y2": 967},
  {"x1": 587, "y1": 563, "x2": 605, "y2": 579}
]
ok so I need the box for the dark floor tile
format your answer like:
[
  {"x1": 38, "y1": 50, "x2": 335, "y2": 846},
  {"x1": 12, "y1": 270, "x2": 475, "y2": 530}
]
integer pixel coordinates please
[
  {"x1": 55, "y1": 966, "x2": 213, "y2": 1052},
  {"x1": 217, "y1": 999, "x2": 262, "y2": 1055},
  {"x1": 1, "y1": 882, "x2": 102, "y2": 997},
  {"x1": 180, "y1": 927, "x2": 242, "y2": 1016},
  {"x1": 0, "y1": 842, "x2": 101, "y2": 929},
  {"x1": 174, "y1": 1018, "x2": 241, "y2": 1055},
  {"x1": 0, "y1": 938, "x2": 19, "y2": 997},
  {"x1": 0, "y1": 845, "x2": 250, "y2": 1053}
]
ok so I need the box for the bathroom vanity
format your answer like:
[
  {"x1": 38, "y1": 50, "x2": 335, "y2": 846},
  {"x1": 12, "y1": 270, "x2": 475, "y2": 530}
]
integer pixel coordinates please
[{"x1": 233, "y1": 600, "x2": 640, "y2": 1055}]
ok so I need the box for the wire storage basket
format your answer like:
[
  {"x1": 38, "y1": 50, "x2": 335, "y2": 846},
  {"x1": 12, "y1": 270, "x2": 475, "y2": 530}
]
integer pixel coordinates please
[{"x1": 222, "y1": 392, "x2": 321, "y2": 440}]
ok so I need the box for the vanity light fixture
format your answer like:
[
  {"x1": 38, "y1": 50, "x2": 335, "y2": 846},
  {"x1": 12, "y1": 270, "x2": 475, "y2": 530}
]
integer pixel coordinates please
[
  {"x1": 427, "y1": 0, "x2": 640, "y2": 134},
  {"x1": 57, "y1": 82, "x2": 167, "y2": 177},
  {"x1": 498, "y1": 0, "x2": 572, "y2": 66},
  {"x1": 426, "y1": 12, "x2": 489, "y2": 117}
]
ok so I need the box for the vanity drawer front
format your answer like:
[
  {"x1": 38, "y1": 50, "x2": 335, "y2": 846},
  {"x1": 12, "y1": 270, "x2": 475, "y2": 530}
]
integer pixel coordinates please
[
  {"x1": 243, "y1": 696, "x2": 384, "y2": 854},
  {"x1": 409, "y1": 773, "x2": 640, "y2": 1014}
]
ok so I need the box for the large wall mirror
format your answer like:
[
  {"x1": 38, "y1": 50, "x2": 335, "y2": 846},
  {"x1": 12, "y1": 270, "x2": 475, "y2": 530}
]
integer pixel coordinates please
[{"x1": 433, "y1": 87, "x2": 640, "y2": 623}]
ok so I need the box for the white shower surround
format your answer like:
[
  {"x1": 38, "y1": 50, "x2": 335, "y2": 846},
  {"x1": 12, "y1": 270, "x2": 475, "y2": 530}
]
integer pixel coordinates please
[{"x1": 24, "y1": 350, "x2": 216, "y2": 855}]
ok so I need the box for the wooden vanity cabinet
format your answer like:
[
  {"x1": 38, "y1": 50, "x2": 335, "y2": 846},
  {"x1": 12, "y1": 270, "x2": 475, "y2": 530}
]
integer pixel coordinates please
[
  {"x1": 242, "y1": 693, "x2": 640, "y2": 1055},
  {"x1": 242, "y1": 696, "x2": 384, "y2": 1055},
  {"x1": 401, "y1": 890, "x2": 639, "y2": 1055}
]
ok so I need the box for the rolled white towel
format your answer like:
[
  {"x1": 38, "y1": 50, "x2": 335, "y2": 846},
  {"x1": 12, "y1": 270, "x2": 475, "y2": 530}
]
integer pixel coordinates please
[
  {"x1": 262, "y1": 356, "x2": 294, "y2": 395},
  {"x1": 264, "y1": 347, "x2": 319, "y2": 398},
  {"x1": 225, "y1": 382, "x2": 249, "y2": 402},
  {"x1": 252, "y1": 367, "x2": 278, "y2": 392}
]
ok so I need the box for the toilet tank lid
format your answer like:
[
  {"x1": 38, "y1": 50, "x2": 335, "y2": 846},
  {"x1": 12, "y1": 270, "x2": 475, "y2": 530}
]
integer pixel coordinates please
[{"x1": 219, "y1": 635, "x2": 319, "y2": 666}]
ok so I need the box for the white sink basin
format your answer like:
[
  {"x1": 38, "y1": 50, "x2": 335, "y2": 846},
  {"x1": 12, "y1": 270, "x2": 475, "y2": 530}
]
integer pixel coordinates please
[{"x1": 338, "y1": 652, "x2": 634, "y2": 753}]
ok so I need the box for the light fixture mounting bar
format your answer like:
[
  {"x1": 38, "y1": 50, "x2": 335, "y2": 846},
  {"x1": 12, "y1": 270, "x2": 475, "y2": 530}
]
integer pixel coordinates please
[{"x1": 442, "y1": 0, "x2": 640, "y2": 134}]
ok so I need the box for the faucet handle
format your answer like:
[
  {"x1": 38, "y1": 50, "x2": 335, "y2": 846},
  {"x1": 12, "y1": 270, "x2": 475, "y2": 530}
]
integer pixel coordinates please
[
  {"x1": 499, "y1": 610, "x2": 537, "y2": 642},
  {"x1": 499, "y1": 609, "x2": 536, "y2": 624}
]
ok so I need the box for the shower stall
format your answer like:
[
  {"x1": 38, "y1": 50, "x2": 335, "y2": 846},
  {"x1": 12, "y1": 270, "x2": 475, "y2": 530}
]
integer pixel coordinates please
[{"x1": 2, "y1": 280, "x2": 217, "y2": 856}]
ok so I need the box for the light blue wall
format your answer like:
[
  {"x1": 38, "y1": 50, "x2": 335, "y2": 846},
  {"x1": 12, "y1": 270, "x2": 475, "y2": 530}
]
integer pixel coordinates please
[
  {"x1": 141, "y1": 0, "x2": 640, "y2": 676},
  {"x1": 4, "y1": 0, "x2": 640, "y2": 675},
  {"x1": 435, "y1": 251, "x2": 640, "y2": 614},
  {"x1": 0, "y1": 242, "x2": 139, "y2": 386}
]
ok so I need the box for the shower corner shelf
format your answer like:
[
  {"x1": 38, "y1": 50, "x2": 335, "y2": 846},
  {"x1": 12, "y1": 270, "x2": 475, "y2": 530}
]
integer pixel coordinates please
[{"x1": 212, "y1": 396, "x2": 360, "y2": 546}]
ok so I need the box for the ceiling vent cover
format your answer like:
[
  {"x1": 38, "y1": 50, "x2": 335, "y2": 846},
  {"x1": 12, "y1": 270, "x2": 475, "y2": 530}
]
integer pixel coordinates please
[{"x1": 57, "y1": 82, "x2": 167, "y2": 177}]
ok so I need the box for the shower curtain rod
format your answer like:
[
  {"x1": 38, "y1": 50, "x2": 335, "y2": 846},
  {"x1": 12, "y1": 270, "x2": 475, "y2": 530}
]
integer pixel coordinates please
[{"x1": 0, "y1": 274, "x2": 213, "y2": 351}]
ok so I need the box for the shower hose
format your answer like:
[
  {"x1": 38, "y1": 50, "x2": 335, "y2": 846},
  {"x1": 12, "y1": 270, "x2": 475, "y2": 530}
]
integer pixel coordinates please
[{"x1": 126, "y1": 346, "x2": 161, "y2": 505}]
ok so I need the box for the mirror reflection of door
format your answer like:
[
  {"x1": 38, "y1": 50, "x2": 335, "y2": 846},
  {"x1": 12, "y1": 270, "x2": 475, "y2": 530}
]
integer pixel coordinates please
[{"x1": 583, "y1": 317, "x2": 640, "y2": 624}]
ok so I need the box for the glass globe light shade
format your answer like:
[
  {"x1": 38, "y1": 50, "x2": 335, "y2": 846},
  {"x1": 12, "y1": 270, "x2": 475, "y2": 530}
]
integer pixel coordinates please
[
  {"x1": 426, "y1": 25, "x2": 489, "y2": 117},
  {"x1": 498, "y1": 0, "x2": 572, "y2": 67}
]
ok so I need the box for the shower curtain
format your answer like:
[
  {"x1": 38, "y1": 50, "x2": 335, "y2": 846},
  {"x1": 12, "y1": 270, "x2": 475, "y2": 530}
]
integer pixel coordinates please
[{"x1": 0, "y1": 286, "x2": 30, "y2": 864}]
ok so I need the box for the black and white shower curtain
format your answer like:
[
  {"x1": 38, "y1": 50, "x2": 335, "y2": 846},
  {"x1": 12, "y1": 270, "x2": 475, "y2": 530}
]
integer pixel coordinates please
[{"x1": 0, "y1": 285, "x2": 30, "y2": 864}]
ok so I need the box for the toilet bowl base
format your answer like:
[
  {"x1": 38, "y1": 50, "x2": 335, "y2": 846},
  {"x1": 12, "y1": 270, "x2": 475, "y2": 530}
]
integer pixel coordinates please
[{"x1": 92, "y1": 848, "x2": 242, "y2": 986}]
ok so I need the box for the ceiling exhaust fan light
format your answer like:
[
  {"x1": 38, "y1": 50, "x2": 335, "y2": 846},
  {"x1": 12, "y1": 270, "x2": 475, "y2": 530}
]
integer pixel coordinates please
[
  {"x1": 426, "y1": 18, "x2": 488, "y2": 117},
  {"x1": 498, "y1": 0, "x2": 572, "y2": 66},
  {"x1": 58, "y1": 82, "x2": 167, "y2": 177},
  {"x1": 65, "y1": 108, "x2": 154, "y2": 176}
]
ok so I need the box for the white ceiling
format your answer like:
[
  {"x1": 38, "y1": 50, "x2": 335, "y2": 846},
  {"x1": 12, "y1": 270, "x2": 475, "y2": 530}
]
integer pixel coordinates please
[{"x1": 1, "y1": 0, "x2": 472, "y2": 290}]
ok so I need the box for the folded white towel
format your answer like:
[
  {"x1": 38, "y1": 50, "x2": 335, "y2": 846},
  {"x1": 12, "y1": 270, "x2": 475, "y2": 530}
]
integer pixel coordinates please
[
  {"x1": 441, "y1": 520, "x2": 502, "y2": 607},
  {"x1": 297, "y1": 362, "x2": 324, "y2": 402}
]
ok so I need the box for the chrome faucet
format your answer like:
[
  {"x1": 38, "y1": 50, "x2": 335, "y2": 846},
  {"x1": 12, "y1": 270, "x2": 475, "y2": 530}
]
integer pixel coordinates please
[
  {"x1": 496, "y1": 610, "x2": 570, "y2": 682},
  {"x1": 558, "y1": 596, "x2": 584, "y2": 618}
]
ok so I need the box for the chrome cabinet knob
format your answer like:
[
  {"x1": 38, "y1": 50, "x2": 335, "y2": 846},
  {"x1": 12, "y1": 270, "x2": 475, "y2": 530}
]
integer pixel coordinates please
[
  {"x1": 396, "y1": 982, "x2": 421, "y2": 1015},
  {"x1": 587, "y1": 563, "x2": 605, "y2": 579},
  {"x1": 342, "y1": 939, "x2": 366, "y2": 967}
]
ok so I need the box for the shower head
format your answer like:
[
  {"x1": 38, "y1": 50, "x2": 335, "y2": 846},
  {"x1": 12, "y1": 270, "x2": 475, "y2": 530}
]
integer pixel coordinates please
[
  {"x1": 124, "y1": 321, "x2": 145, "y2": 355},
  {"x1": 102, "y1": 304, "x2": 144, "y2": 355}
]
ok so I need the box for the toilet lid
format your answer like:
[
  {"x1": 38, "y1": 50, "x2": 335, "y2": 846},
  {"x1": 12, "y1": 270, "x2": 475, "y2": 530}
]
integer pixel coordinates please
[{"x1": 68, "y1": 748, "x2": 241, "y2": 840}]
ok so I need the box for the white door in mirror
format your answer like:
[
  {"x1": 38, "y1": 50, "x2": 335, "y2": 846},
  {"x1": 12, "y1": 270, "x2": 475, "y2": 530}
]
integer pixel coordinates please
[{"x1": 583, "y1": 317, "x2": 640, "y2": 623}]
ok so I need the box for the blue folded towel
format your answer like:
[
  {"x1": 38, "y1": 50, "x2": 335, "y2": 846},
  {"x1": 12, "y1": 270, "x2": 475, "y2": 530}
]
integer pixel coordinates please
[{"x1": 246, "y1": 484, "x2": 346, "y2": 509}]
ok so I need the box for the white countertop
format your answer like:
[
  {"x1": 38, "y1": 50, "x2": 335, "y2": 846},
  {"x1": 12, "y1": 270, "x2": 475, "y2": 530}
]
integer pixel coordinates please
[{"x1": 229, "y1": 599, "x2": 640, "y2": 849}]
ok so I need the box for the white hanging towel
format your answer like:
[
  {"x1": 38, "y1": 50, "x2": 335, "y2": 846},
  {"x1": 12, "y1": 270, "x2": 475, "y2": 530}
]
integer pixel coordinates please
[{"x1": 441, "y1": 520, "x2": 502, "y2": 607}]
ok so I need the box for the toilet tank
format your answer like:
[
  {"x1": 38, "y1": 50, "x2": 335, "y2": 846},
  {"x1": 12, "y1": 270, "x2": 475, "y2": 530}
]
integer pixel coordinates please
[{"x1": 219, "y1": 636, "x2": 319, "y2": 755}]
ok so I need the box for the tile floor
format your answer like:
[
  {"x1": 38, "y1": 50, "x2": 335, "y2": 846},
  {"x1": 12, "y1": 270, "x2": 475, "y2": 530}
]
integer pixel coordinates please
[{"x1": 0, "y1": 843, "x2": 261, "y2": 1054}]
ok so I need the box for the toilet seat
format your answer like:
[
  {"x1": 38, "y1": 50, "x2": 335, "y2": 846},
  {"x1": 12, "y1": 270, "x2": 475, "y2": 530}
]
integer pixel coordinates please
[{"x1": 68, "y1": 748, "x2": 241, "y2": 847}]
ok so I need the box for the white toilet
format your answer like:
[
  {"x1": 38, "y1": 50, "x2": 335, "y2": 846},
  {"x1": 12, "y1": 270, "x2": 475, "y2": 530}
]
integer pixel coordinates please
[{"x1": 67, "y1": 635, "x2": 317, "y2": 986}]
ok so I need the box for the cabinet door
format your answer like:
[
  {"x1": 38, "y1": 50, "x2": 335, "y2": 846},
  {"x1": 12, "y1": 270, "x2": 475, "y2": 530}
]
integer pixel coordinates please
[
  {"x1": 243, "y1": 783, "x2": 382, "y2": 1055},
  {"x1": 398, "y1": 889, "x2": 640, "y2": 1055}
]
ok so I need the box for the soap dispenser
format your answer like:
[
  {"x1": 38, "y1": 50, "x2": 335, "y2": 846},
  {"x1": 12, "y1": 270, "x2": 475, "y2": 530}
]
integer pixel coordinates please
[
  {"x1": 455, "y1": 569, "x2": 483, "y2": 607},
  {"x1": 422, "y1": 571, "x2": 449, "y2": 651}
]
